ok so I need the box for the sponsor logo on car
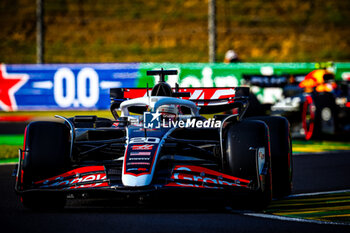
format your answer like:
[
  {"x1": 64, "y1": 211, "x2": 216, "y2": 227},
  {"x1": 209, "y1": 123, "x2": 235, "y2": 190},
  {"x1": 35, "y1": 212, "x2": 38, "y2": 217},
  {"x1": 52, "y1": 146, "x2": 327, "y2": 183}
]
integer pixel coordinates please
[
  {"x1": 130, "y1": 151, "x2": 151, "y2": 156},
  {"x1": 166, "y1": 165, "x2": 250, "y2": 189},
  {"x1": 131, "y1": 144, "x2": 153, "y2": 150},
  {"x1": 127, "y1": 162, "x2": 151, "y2": 165},
  {"x1": 67, "y1": 182, "x2": 109, "y2": 189},
  {"x1": 40, "y1": 173, "x2": 107, "y2": 188},
  {"x1": 129, "y1": 157, "x2": 150, "y2": 161},
  {"x1": 129, "y1": 137, "x2": 160, "y2": 144},
  {"x1": 127, "y1": 168, "x2": 148, "y2": 172}
]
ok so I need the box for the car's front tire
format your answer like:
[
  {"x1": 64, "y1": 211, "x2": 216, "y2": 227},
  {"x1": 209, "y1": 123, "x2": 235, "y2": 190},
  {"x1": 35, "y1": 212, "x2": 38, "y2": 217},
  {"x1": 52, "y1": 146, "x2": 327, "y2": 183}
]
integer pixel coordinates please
[
  {"x1": 248, "y1": 116, "x2": 293, "y2": 198},
  {"x1": 20, "y1": 121, "x2": 70, "y2": 210},
  {"x1": 225, "y1": 120, "x2": 272, "y2": 209}
]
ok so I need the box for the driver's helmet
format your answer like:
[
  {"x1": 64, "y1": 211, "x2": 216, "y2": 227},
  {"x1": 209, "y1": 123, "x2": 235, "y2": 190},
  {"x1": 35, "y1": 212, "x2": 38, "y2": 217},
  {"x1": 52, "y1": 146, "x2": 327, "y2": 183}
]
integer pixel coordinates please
[{"x1": 158, "y1": 104, "x2": 178, "y2": 121}]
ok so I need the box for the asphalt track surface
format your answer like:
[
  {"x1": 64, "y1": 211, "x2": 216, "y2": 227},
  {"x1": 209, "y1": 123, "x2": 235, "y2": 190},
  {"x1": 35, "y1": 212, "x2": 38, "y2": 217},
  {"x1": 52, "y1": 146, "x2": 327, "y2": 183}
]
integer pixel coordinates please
[{"x1": 1, "y1": 152, "x2": 350, "y2": 233}]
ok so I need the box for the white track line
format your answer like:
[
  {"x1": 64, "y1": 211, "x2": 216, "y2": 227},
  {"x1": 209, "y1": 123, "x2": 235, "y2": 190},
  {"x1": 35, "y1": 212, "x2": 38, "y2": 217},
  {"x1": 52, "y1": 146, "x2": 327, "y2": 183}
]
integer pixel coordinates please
[
  {"x1": 229, "y1": 188, "x2": 350, "y2": 226},
  {"x1": 284, "y1": 189, "x2": 350, "y2": 199},
  {"x1": 243, "y1": 212, "x2": 350, "y2": 226},
  {"x1": 262, "y1": 189, "x2": 350, "y2": 225}
]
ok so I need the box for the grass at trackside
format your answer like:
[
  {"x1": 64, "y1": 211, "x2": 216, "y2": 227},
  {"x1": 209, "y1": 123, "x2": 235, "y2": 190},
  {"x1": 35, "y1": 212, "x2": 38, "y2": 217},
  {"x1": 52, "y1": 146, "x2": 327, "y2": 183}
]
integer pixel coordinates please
[
  {"x1": 0, "y1": 135, "x2": 23, "y2": 161},
  {"x1": 0, "y1": 145, "x2": 21, "y2": 160},
  {"x1": 0, "y1": 158, "x2": 18, "y2": 164},
  {"x1": 266, "y1": 191, "x2": 350, "y2": 224},
  {"x1": 293, "y1": 140, "x2": 350, "y2": 154},
  {"x1": 0, "y1": 111, "x2": 113, "y2": 162}
]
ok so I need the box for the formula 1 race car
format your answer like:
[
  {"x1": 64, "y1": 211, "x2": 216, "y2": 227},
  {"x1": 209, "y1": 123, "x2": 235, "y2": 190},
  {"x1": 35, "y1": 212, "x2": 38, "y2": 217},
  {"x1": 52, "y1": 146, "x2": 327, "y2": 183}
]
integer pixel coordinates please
[
  {"x1": 243, "y1": 63, "x2": 350, "y2": 140},
  {"x1": 271, "y1": 74, "x2": 350, "y2": 140},
  {"x1": 15, "y1": 69, "x2": 292, "y2": 210}
]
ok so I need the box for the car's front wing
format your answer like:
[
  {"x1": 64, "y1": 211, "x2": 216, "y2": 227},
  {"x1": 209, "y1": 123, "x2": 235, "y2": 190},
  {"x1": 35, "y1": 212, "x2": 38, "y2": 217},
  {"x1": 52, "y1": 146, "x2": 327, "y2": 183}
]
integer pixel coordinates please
[{"x1": 15, "y1": 164, "x2": 256, "y2": 195}]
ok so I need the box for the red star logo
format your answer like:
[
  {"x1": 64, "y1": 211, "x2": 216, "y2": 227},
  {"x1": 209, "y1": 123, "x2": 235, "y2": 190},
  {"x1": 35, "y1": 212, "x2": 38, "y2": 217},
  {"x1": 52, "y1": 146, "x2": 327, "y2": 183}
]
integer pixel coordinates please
[{"x1": 0, "y1": 64, "x2": 28, "y2": 111}]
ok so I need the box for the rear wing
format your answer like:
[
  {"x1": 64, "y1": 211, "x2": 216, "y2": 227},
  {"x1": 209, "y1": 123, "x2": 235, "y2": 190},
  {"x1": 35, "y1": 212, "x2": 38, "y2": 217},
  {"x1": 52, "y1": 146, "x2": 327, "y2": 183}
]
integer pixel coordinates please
[{"x1": 110, "y1": 87, "x2": 250, "y2": 114}]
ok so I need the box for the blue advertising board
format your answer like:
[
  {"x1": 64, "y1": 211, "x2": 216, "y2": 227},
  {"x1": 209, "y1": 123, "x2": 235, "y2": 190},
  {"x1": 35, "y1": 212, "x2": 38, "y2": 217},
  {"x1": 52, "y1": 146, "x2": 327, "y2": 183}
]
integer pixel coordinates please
[{"x1": 0, "y1": 63, "x2": 139, "y2": 111}]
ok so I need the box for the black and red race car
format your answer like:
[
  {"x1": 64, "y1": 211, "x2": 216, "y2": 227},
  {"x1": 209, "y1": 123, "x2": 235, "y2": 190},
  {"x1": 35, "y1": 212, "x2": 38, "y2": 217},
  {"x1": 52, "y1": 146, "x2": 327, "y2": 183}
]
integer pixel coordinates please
[
  {"x1": 15, "y1": 69, "x2": 292, "y2": 210},
  {"x1": 243, "y1": 63, "x2": 350, "y2": 140}
]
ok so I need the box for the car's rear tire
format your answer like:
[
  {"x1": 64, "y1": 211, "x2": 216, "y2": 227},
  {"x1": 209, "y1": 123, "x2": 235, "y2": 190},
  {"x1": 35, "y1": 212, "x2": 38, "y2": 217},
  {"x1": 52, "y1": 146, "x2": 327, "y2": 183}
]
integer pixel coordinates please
[
  {"x1": 302, "y1": 93, "x2": 337, "y2": 140},
  {"x1": 248, "y1": 116, "x2": 293, "y2": 198},
  {"x1": 225, "y1": 120, "x2": 272, "y2": 209},
  {"x1": 21, "y1": 121, "x2": 70, "y2": 210},
  {"x1": 312, "y1": 92, "x2": 337, "y2": 139}
]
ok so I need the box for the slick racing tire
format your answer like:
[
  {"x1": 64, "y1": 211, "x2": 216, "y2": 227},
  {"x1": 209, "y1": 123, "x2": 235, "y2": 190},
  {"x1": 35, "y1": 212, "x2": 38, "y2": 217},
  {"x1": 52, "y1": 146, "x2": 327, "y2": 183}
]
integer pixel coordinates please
[
  {"x1": 312, "y1": 92, "x2": 337, "y2": 139},
  {"x1": 248, "y1": 116, "x2": 293, "y2": 198},
  {"x1": 21, "y1": 121, "x2": 70, "y2": 210},
  {"x1": 225, "y1": 120, "x2": 272, "y2": 209},
  {"x1": 302, "y1": 92, "x2": 337, "y2": 140}
]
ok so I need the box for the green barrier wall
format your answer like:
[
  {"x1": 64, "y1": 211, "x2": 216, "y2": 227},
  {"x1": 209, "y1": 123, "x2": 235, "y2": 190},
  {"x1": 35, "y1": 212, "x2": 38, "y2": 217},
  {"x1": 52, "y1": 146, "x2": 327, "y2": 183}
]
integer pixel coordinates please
[
  {"x1": 138, "y1": 62, "x2": 350, "y2": 87},
  {"x1": 138, "y1": 62, "x2": 350, "y2": 104}
]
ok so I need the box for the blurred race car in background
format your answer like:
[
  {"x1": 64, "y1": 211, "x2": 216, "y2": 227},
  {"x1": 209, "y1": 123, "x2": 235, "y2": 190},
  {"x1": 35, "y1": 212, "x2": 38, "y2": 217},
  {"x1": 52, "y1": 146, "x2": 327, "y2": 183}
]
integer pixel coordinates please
[
  {"x1": 243, "y1": 62, "x2": 350, "y2": 140},
  {"x1": 14, "y1": 69, "x2": 292, "y2": 210}
]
